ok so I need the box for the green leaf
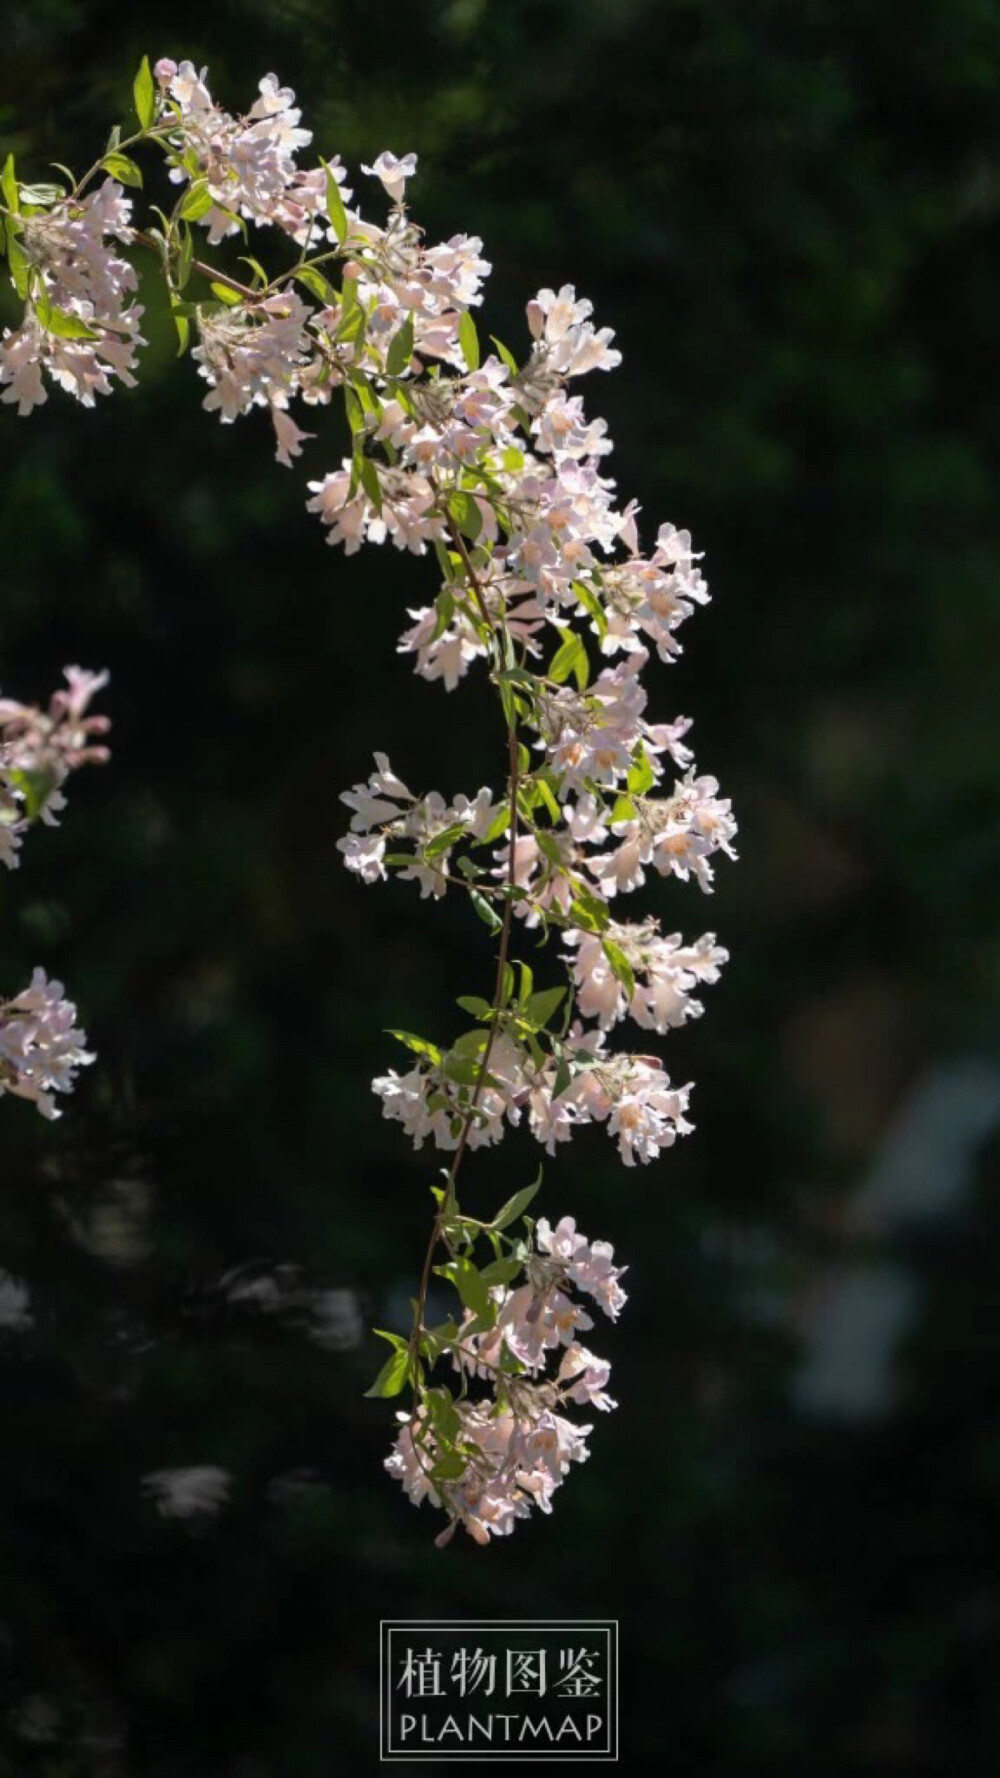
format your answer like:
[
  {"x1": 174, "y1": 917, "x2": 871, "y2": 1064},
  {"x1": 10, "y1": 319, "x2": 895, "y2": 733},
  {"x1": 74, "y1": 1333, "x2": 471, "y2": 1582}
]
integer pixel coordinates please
[
  {"x1": 419, "y1": 1317, "x2": 460, "y2": 1361},
  {"x1": 535, "y1": 830, "x2": 566, "y2": 868},
  {"x1": 344, "y1": 386, "x2": 365, "y2": 435},
  {"x1": 602, "y1": 938, "x2": 636, "y2": 999},
  {"x1": 490, "y1": 335, "x2": 519, "y2": 376},
  {"x1": 447, "y1": 489, "x2": 483, "y2": 544},
  {"x1": 438, "y1": 1258, "x2": 492, "y2": 1319},
  {"x1": 422, "y1": 1387, "x2": 462, "y2": 1443},
  {"x1": 431, "y1": 1450, "x2": 469, "y2": 1481},
  {"x1": 423, "y1": 821, "x2": 468, "y2": 861},
  {"x1": 6, "y1": 230, "x2": 32, "y2": 299},
  {"x1": 373, "y1": 1328, "x2": 409, "y2": 1353},
  {"x1": 432, "y1": 586, "x2": 455, "y2": 639},
  {"x1": 549, "y1": 629, "x2": 589, "y2": 689},
  {"x1": 458, "y1": 309, "x2": 480, "y2": 371},
  {"x1": 537, "y1": 776, "x2": 562, "y2": 822},
  {"x1": 210, "y1": 281, "x2": 243, "y2": 306},
  {"x1": 474, "y1": 804, "x2": 511, "y2": 847},
  {"x1": 455, "y1": 995, "x2": 494, "y2": 1020},
  {"x1": 469, "y1": 890, "x2": 502, "y2": 933},
  {"x1": 363, "y1": 1348, "x2": 410, "y2": 1399},
  {"x1": 573, "y1": 577, "x2": 608, "y2": 641},
  {"x1": 335, "y1": 302, "x2": 366, "y2": 349},
  {"x1": 386, "y1": 311, "x2": 415, "y2": 377},
  {"x1": 551, "y1": 1055, "x2": 573, "y2": 1101},
  {"x1": 239, "y1": 254, "x2": 270, "y2": 289},
  {"x1": 35, "y1": 298, "x2": 99, "y2": 340},
  {"x1": 627, "y1": 743, "x2": 656, "y2": 796},
  {"x1": 174, "y1": 222, "x2": 193, "y2": 290},
  {"x1": 358, "y1": 456, "x2": 383, "y2": 514},
  {"x1": 178, "y1": 180, "x2": 214, "y2": 222},
  {"x1": 479, "y1": 1256, "x2": 523, "y2": 1286},
  {"x1": 133, "y1": 56, "x2": 156, "y2": 130},
  {"x1": 293, "y1": 263, "x2": 334, "y2": 303},
  {"x1": 100, "y1": 152, "x2": 143, "y2": 189},
  {"x1": 324, "y1": 160, "x2": 348, "y2": 242},
  {"x1": 491, "y1": 1174, "x2": 543, "y2": 1232},
  {"x1": 441, "y1": 1055, "x2": 486, "y2": 1086},
  {"x1": 523, "y1": 986, "x2": 566, "y2": 1030},
  {"x1": 568, "y1": 888, "x2": 610, "y2": 933},
  {"x1": 1, "y1": 153, "x2": 20, "y2": 214},
  {"x1": 6, "y1": 768, "x2": 54, "y2": 823},
  {"x1": 352, "y1": 374, "x2": 381, "y2": 411},
  {"x1": 17, "y1": 183, "x2": 65, "y2": 208},
  {"x1": 386, "y1": 1029, "x2": 442, "y2": 1063}
]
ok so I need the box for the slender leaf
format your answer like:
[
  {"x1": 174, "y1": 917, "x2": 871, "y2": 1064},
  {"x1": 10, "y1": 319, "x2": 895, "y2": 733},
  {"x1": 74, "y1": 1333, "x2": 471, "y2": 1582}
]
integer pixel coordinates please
[
  {"x1": 363, "y1": 1348, "x2": 410, "y2": 1399},
  {"x1": 458, "y1": 309, "x2": 480, "y2": 371},
  {"x1": 602, "y1": 938, "x2": 636, "y2": 1000},
  {"x1": 323, "y1": 160, "x2": 348, "y2": 242},
  {"x1": 549, "y1": 629, "x2": 589, "y2": 689},
  {"x1": 386, "y1": 311, "x2": 415, "y2": 377},
  {"x1": 1, "y1": 153, "x2": 20, "y2": 214},
  {"x1": 491, "y1": 1174, "x2": 543, "y2": 1231},
  {"x1": 133, "y1": 57, "x2": 156, "y2": 130},
  {"x1": 386, "y1": 1029, "x2": 442, "y2": 1063}
]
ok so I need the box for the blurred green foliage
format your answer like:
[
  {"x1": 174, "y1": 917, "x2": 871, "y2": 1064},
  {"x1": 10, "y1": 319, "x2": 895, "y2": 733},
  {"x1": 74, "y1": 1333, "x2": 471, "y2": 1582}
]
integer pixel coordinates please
[{"x1": 0, "y1": 1, "x2": 998, "y2": 1771}]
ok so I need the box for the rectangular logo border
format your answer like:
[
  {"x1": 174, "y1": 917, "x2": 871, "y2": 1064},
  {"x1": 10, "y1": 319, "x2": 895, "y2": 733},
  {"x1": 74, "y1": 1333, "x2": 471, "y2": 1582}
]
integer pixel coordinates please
[{"x1": 379, "y1": 1619, "x2": 619, "y2": 1762}]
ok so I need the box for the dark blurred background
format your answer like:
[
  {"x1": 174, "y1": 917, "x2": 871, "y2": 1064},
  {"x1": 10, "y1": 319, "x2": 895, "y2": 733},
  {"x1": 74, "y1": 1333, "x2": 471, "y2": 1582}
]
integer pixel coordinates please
[{"x1": 1, "y1": 1, "x2": 998, "y2": 1772}]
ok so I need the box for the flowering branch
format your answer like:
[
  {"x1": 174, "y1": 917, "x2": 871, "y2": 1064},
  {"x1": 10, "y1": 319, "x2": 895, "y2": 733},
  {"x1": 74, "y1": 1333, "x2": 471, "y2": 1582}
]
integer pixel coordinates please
[
  {"x1": 0, "y1": 55, "x2": 737, "y2": 1544},
  {"x1": 0, "y1": 668, "x2": 109, "y2": 1117}
]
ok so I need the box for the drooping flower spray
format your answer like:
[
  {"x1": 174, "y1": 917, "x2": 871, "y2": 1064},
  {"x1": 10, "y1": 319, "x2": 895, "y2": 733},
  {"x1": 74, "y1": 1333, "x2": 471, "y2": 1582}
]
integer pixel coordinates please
[{"x1": 0, "y1": 58, "x2": 736, "y2": 1543}]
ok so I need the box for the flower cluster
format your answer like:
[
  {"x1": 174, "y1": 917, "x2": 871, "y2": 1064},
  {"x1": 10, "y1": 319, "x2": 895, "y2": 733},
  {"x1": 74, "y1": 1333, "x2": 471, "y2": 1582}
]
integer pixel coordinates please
[
  {"x1": 0, "y1": 668, "x2": 107, "y2": 1119},
  {"x1": 0, "y1": 59, "x2": 737, "y2": 1541},
  {"x1": 160, "y1": 59, "x2": 491, "y2": 468},
  {"x1": 0, "y1": 968, "x2": 95, "y2": 1120},
  {"x1": 0, "y1": 175, "x2": 143, "y2": 416},
  {"x1": 0, "y1": 666, "x2": 110, "y2": 871},
  {"x1": 387, "y1": 1216, "x2": 624, "y2": 1544}
]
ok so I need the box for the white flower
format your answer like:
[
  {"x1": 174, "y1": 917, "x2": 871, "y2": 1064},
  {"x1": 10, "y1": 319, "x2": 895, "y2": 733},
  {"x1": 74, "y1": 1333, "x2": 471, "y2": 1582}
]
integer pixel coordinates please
[
  {"x1": 340, "y1": 755, "x2": 413, "y2": 832},
  {"x1": 558, "y1": 1343, "x2": 616, "y2": 1411},
  {"x1": 361, "y1": 151, "x2": 418, "y2": 204},
  {"x1": 564, "y1": 920, "x2": 727, "y2": 1033},
  {"x1": 536, "y1": 1216, "x2": 628, "y2": 1319},
  {"x1": 336, "y1": 830, "x2": 387, "y2": 884}
]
